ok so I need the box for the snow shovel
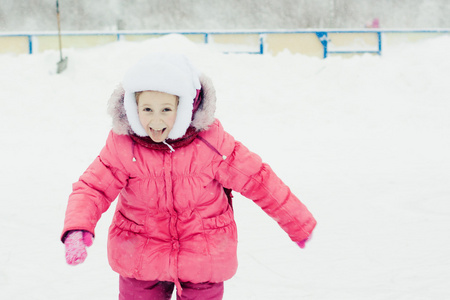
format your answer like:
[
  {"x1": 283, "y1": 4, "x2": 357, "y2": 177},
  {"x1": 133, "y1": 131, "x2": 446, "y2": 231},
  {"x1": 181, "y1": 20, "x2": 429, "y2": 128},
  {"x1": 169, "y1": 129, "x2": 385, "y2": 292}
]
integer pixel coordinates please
[{"x1": 56, "y1": 0, "x2": 68, "y2": 73}]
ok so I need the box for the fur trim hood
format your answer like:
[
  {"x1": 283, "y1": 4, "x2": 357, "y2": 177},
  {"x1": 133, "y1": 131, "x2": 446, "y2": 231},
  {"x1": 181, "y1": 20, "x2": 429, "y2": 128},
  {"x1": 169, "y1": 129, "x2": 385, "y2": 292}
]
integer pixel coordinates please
[{"x1": 107, "y1": 57, "x2": 216, "y2": 140}]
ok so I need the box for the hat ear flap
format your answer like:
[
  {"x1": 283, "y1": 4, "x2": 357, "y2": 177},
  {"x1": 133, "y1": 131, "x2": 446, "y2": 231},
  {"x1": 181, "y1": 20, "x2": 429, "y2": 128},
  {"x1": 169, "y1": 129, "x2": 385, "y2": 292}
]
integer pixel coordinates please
[
  {"x1": 191, "y1": 74, "x2": 216, "y2": 131},
  {"x1": 124, "y1": 91, "x2": 148, "y2": 137}
]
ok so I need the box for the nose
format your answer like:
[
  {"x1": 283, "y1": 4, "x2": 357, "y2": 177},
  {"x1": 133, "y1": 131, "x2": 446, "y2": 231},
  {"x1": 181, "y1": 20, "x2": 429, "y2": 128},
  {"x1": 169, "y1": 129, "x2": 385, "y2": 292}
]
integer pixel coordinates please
[{"x1": 151, "y1": 113, "x2": 164, "y2": 125}]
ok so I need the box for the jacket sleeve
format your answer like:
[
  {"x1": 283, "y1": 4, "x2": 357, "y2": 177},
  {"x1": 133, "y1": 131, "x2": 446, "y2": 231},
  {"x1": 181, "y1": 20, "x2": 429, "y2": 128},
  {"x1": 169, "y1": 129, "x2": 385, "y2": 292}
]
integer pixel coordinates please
[
  {"x1": 211, "y1": 122, "x2": 316, "y2": 243},
  {"x1": 61, "y1": 131, "x2": 129, "y2": 242}
]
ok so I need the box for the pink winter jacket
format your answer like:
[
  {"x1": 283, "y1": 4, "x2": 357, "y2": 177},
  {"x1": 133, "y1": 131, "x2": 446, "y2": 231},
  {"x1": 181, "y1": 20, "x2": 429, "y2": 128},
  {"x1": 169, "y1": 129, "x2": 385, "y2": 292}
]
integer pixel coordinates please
[{"x1": 62, "y1": 74, "x2": 316, "y2": 287}]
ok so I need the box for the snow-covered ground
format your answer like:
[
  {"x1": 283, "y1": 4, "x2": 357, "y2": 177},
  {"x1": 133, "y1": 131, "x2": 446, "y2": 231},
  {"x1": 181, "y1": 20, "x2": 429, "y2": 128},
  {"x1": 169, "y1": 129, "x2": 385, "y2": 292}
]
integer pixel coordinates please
[{"x1": 1, "y1": 34, "x2": 449, "y2": 299}]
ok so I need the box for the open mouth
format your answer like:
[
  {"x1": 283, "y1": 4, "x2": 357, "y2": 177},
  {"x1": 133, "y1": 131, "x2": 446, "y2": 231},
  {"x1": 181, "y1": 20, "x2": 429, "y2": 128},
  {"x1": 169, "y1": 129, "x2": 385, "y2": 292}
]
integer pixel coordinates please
[
  {"x1": 149, "y1": 127, "x2": 167, "y2": 141},
  {"x1": 150, "y1": 128, "x2": 166, "y2": 133}
]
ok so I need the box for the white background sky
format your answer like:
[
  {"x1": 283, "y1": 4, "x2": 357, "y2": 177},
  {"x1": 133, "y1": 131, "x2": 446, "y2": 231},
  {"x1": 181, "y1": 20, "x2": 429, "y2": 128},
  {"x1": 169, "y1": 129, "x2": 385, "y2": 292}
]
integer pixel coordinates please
[{"x1": 1, "y1": 0, "x2": 450, "y2": 31}]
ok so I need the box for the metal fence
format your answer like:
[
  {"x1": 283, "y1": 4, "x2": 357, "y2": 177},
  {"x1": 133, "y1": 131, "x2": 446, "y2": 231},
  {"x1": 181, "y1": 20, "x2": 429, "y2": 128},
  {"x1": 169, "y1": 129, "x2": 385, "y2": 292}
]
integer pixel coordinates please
[{"x1": 1, "y1": 29, "x2": 449, "y2": 58}]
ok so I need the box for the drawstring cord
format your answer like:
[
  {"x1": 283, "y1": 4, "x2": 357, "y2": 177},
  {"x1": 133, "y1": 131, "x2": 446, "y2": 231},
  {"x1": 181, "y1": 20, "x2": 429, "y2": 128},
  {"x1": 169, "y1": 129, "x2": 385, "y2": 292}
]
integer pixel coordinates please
[
  {"x1": 131, "y1": 139, "x2": 174, "y2": 162},
  {"x1": 163, "y1": 140, "x2": 175, "y2": 152},
  {"x1": 131, "y1": 140, "x2": 137, "y2": 162},
  {"x1": 175, "y1": 280, "x2": 183, "y2": 297},
  {"x1": 197, "y1": 136, "x2": 227, "y2": 160}
]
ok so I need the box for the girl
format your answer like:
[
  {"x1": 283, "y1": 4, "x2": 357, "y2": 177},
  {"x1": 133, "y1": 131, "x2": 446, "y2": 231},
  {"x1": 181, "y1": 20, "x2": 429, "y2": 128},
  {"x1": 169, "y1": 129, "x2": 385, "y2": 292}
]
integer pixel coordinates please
[{"x1": 62, "y1": 53, "x2": 316, "y2": 300}]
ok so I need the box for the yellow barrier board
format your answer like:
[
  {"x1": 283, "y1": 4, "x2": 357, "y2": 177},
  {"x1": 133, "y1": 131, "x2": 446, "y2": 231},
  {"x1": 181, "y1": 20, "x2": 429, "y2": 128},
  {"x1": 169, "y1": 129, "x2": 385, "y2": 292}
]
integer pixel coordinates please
[
  {"x1": 0, "y1": 31, "x2": 447, "y2": 57},
  {"x1": 328, "y1": 32, "x2": 378, "y2": 48},
  {"x1": 0, "y1": 36, "x2": 30, "y2": 54},
  {"x1": 384, "y1": 32, "x2": 444, "y2": 45},
  {"x1": 266, "y1": 33, "x2": 323, "y2": 57},
  {"x1": 123, "y1": 33, "x2": 205, "y2": 44},
  {"x1": 36, "y1": 35, "x2": 117, "y2": 52},
  {"x1": 210, "y1": 34, "x2": 259, "y2": 45}
]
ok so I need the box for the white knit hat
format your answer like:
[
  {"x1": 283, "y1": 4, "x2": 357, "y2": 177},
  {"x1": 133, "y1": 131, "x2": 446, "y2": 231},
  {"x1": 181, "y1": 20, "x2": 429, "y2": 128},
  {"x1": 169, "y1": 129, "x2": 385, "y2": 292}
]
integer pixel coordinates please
[{"x1": 122, "y1": 53, "x2": 201, "y2": 140}]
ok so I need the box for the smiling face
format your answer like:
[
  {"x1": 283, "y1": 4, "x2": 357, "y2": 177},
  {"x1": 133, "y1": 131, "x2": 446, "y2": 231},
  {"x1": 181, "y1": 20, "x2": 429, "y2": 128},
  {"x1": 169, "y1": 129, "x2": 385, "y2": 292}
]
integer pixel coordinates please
[{"x1": 137, "y1": 91, "x2": 178, "y2": 143}]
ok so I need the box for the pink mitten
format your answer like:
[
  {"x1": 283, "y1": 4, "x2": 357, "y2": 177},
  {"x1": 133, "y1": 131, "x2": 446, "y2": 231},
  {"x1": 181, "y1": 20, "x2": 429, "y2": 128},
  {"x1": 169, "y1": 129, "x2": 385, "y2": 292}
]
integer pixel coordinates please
[
  {"x1": 296, "y1": 234, "x2": 312, "y2": 249},
  {"x1": 64, "y1": 231, "x2": 94, "y2": 265}
]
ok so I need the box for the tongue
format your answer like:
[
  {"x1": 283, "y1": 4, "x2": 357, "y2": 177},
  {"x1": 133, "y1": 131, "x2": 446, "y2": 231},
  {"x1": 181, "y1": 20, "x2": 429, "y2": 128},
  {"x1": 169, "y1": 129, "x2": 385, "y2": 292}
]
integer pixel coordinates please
[{"x1": 152, "y1": 128, "x2": 164, "y2": 141}]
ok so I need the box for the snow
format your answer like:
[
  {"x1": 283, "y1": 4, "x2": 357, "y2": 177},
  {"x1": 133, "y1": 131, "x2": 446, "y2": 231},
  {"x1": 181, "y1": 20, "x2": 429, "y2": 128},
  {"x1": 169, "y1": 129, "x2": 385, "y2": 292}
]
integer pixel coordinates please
[{"x1": 1, "y1": 34, "x2": 449, "y2": 299}]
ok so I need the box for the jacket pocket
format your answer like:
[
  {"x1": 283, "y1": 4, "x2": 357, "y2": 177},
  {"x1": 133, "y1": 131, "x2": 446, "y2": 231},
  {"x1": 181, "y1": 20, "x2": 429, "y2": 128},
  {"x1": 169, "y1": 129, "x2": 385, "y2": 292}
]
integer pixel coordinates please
[
  {"x1": 113, "y1": 210, "x2": 145, "y2": 234},
  {"x1": 202, "y1": 206, "x2": 235, "y2": 230}
]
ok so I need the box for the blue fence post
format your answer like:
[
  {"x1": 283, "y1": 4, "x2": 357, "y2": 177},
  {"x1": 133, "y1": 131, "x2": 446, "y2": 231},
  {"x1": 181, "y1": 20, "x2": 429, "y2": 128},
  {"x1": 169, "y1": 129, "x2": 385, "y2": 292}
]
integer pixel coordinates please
[
  {"x1": 28, "y1": 35, "x2": 33, "y2": 54},
  {"x1": 377, "y1": 32, "x2": 382, "y2": 55},
  {"x1": 315, "y1": 32, "x2": 329, "y2": 58},
  {"x1": 259, "y1": 34, "x2": 264, "y2": 54}
]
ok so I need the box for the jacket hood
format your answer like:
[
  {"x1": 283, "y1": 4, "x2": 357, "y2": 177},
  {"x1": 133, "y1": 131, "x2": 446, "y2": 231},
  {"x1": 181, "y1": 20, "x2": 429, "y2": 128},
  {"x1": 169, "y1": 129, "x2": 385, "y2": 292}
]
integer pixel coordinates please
[{"x1": 107, "y1": 63, "x2": 216, "y2": 139}]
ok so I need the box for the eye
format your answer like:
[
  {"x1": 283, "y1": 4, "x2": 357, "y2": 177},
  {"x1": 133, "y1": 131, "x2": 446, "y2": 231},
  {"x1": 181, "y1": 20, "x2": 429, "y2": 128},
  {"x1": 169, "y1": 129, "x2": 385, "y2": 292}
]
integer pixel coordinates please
[
  {"x1": 143, "y1": 107, "x2": 152, "y2": 112},
  {"x1": 163, "y1": 108, "x2": 173, "y2": 112}
]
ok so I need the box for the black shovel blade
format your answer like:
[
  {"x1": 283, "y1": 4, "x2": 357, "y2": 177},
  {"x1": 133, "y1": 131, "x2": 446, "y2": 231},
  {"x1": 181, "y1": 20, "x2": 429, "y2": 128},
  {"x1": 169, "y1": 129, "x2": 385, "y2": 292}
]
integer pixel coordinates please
[{"x1": 57, "y1": 57, "x2": 68, "y2": 74}]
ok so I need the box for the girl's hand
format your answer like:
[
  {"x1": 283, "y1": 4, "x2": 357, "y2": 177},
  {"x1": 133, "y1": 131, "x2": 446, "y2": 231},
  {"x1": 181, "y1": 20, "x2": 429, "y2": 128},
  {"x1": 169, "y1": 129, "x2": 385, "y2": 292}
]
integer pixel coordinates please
[
  {"x1": 64, "y1": 230, "x2": 94, "y2": 265},
  {"x1": 296, "y1": 234, "x2": 312, "y2": 249}
]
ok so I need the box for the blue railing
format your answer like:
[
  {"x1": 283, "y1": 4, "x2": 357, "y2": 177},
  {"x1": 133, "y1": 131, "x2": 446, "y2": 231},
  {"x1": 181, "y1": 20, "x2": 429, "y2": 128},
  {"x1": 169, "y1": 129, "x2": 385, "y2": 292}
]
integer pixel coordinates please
[
  {"x1": 1, "y1": 29, "x2": 449, "y2": 58},
  {"x1": 316, "y1": 31, "x2": 382, "y2": 58}
]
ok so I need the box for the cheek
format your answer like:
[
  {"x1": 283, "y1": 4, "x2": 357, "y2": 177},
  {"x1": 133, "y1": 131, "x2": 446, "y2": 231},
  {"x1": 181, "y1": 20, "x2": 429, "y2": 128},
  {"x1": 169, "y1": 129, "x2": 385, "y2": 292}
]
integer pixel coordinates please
[
  {"x1": 168, "y1": 113, "x2": 177, "y2": 127},
  {"x1": 138, "y1": 113, "x2": 148, "y2": 127}
]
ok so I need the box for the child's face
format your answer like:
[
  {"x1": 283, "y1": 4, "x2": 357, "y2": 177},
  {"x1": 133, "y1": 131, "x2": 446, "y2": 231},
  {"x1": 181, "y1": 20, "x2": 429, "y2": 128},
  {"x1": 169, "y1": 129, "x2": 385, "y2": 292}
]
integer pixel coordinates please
[{"x1": 137, "y1": 91, "x2": 178, "y2": 142}]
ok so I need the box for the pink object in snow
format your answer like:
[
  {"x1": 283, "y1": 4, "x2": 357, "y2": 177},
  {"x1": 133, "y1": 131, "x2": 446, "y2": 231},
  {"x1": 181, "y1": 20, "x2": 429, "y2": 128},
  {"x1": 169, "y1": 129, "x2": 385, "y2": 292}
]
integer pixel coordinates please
[
  {"x1": 372, "y1": 18, "x2": 380, "y2": 28},
  {"x1": 64, "y1": 230, "x2": 93, "y2": 265}
]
